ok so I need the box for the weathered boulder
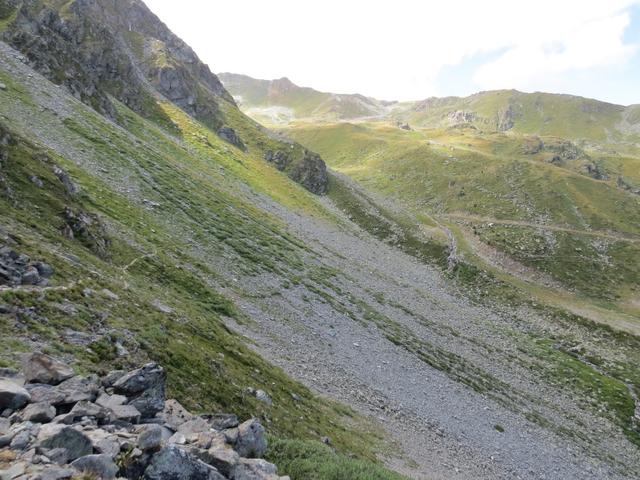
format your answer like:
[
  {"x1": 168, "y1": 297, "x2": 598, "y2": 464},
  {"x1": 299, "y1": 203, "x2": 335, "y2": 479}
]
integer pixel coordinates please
[
  {"x1": 113, "y1": 363, "x2": 166, "y2": 418},
  {"x1": 138, "y1": 424, "x2": 163, "y2": 452},
  {"x1": 0, "y1": 379, "x2": 31, "y2": 410},
  {"x1": 110, "y1": 404, "x2": 141, "y2": 423},
  {"x1": 70, "y1": 454, "x2": 118, "y2": 480},
  {"x1": 143, "y1": 446, "x2": 225, "y2": 480},
  {"x1": 61, "y1": 400, "x2": 110, "y2": 424},
  {"x1": 231, "y1": 458, "x2": 279, "y2": 480},
  {"x1": 158, "y1": 399, "x2": 193, "y2": 430},
  {"x1": 22, "y1": 354, "x2": 74, "y2": 386},
  {"x1": 38, "y1": 427, "x2": 92, "y2": 461},
  {"x1": 234, "y1": 419, "x2": 267, "y2": 458},
  {"x1": 95, "y1": 393, "x2": 127, "y2": 410},
  {"x1": 206, "y1": 413, "x2": 239, "y2": 430},
  {"x1": 192, "y1": 446, "x2": 240, "y2": 477},
  {"x1": 22, "y1": 402, "x2": 56, "y2": 423}
]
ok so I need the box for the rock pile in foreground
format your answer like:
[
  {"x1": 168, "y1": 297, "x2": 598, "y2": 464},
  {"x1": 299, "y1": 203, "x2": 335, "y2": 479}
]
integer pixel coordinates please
[{"x1": 0, "y1": 353, "x2": 289, "y2": 480}]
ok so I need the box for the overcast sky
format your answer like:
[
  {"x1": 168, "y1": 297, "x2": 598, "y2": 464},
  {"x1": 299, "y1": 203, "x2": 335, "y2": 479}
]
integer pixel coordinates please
[{"x1": 144, "y1": 0, "x2": 640, "y2": 105}]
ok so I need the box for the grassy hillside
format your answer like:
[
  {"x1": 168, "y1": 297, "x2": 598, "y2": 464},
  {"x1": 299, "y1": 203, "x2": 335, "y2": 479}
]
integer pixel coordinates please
[
  {"x1": 0, "y1": 42, "x2": 409, "y2": 478},
  {"x1": 219, "y1": 73, "x2": 389, "y2": 124},
  {"x1": 400, "y1": 90, "x2": 634, "y2": 141},
  {"x1": 285, "y1": 122, "x2": 640, "y2": 303}
]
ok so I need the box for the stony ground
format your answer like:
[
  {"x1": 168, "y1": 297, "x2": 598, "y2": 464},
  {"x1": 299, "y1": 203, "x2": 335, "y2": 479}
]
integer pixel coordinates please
[{"x1": 223, "y1": 189, "x2": 640, "y2": 480}]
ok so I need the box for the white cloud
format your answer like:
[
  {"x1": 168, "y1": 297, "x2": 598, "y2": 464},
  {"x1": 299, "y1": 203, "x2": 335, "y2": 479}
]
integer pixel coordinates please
[
  {"x1": 473, "y1": 9, "x2": 637, "y2": 92},
  {"x1": 144, "y1": 0, "x2": 640, "y2": 102}
]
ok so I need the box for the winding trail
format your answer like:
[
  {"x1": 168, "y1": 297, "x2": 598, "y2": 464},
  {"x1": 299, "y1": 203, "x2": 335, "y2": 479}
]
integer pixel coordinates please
[{"x1": 443, "y1": 213, "x2": 640, "y2": 243}]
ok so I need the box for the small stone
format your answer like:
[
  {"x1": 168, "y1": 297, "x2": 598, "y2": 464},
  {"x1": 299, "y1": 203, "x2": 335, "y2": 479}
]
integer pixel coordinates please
[
  {"x1": 0, "y1": 379, "x2": 31, "y2": 410},
  {"x1": 138, "y1": 424, "x2": 163, "y2": 452},
  {"x1": 70, "y1": 454, "x2": 118, "y2": 480},
  {"x1": 0, "y1": 83, "x2": 6, "y2": 91},
  {"x1": 100, "y1": 289, "x2": 119, "y2": 300},
  {"x1": 61, "y1": 400, "x2": 109, "y2": 424},
  {"x1": 22, "y1": 402, "x2": 56, "y2": 423},
  {"x1": 254, "y1": 390, "x2": 272, "y2": 406},
  {"x1": 22, "y1": 353, "x2": 74, "y2": 386},
  {"x1": 167, "y1": 432, "x2": 186, "y2": 445}
]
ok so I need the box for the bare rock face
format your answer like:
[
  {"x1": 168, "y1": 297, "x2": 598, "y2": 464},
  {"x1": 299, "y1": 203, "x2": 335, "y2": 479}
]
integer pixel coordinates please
[
  {"x1": 1, "y1": 0, "x2": 234, "y2": 130},
  {"x1": 23, "y1": 353, "x2": 74, "y2": 386},
  {"x1": 264, "y1": 148, "x2": 328, "y2": 195}
]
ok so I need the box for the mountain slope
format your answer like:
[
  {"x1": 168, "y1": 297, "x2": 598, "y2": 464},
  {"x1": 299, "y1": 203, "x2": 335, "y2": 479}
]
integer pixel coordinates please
[
  {"x1": 219, "y1": 73, "x2": 391, "y2": 124},
  {"x1": 0, "y1": 2, "x2": 639, "y2": 480},
  {"x1": 221, "y1": 73, "x2": 640, "y2": 144},
  {"x1": 0, "y1": 0, "x2": 328, "y2": 194}
]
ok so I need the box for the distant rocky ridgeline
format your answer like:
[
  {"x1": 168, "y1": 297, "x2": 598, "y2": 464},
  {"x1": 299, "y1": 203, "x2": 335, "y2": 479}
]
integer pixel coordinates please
[{"x1": 0, "y1": 354, "x2": 289, "y2": 480}]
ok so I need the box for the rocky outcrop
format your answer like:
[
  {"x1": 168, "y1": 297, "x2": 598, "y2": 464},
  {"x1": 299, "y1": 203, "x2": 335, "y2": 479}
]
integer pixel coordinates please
[
  {"x1": 0, "y1": 357, "x2": 289, "y2": 480},
  {"x1": 217, "y1": 127, "x2": 247, "y2": 151},
  {"x1": 0, "y1": 246, "x2": 54, "y2": 287},
  {"x1": 447, "y1": 110, "x2": 476, "y2": 125},
  {"x1": 1, "y1": 0, "x2": 234, "y2": 129},
  {"x1": 264, "y1": 149, "x2": 328, "y2": 195},
  {"x1": 496, "y1": 105, "x2": 517, "y2": 131},
  {"x1": 61, "y1": 207, "x2": 111, "y2": 258}
]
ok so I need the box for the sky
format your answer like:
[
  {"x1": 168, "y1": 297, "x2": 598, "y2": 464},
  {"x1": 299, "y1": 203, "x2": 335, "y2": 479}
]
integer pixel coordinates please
[{"x1": 144, "y1": 0, "x2": 640, "y2": 105}]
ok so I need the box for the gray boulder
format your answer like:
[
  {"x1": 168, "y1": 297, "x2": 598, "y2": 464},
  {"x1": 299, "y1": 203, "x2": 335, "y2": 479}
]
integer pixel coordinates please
[
  {"x1": 158, "y1": 399, "x2": 193, "y2": 430},
  {"x1": 22, "y1": 402, "x2": 56, "y2": 423},
  {"x1": 231, "y1": 458, "x2": 279, "y2": 480},
  {"x1": 38, "y1": 427, "x2": 92, "y2": 461},
  {"x1": 234, "y1": 419, "x2": 267, "y2": 458},
  {"x1": 143, "y1": 446, "x2": 225, "y2": 480},
  {"x1": 113, "y1": 363, "x2": 166, "y2": 418},
  {"x1": 61, "y1": 400, "x2": 110, "y2": 424},
  {"x1": 192, "y1": 446, "x2": 240, "y2": 477},
  {"x1": 110, "y1": 404, "x2": 141, "y2": 423},
  {"x1": 138, "y1": 424, "x2": 163, "y2": 452},
  {"x1": 22, "y1": 353, "x2": 74, "y2": 386},
  {"x1": 0, "y1": 379, "x2": 31, "y2": 410},
  {"x1": 206, "y1": 413, "x2": 239, "y2": 430},
  {"x1": 70, "y1": 454, "x2": 118, "y2": 480}
]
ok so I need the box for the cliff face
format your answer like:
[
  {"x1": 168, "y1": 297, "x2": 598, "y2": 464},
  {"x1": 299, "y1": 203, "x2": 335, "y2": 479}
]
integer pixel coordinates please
[
  {"x1": 1, "y1": 0, "x2": 328, "y2": 194},
  {"x1": 2, "y1": 0, "x2": 232, "y2": 128}
]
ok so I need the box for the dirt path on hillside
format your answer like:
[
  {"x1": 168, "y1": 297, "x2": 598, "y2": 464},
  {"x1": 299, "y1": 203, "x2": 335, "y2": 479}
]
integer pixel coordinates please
[{"x1": 443, "y1": 213, "x2": 640, "y2": 243}]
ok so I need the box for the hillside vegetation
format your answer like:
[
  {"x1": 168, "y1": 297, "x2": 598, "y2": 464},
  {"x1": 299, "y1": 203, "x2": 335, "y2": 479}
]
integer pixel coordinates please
[{"x1": 0, "y1": 3, "x2": 639, "y2": 480}]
